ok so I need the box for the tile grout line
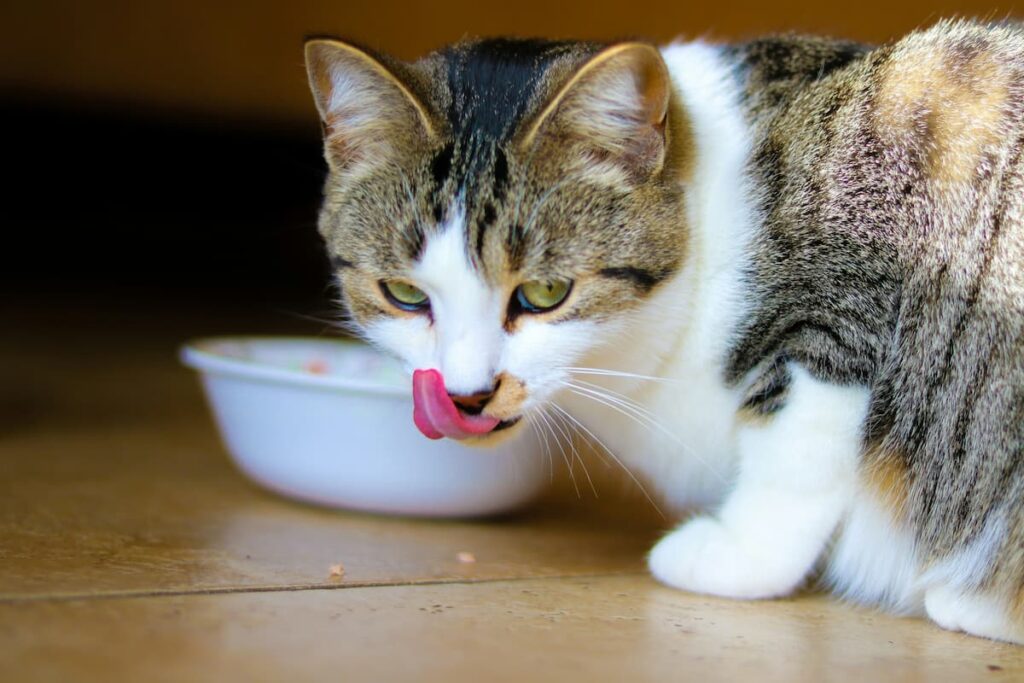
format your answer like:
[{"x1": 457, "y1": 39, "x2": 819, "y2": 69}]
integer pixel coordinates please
[{"x1": 0, "y1": 570, "x2": 649, "y2": 605}]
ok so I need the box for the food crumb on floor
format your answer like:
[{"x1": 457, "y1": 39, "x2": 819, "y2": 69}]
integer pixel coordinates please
[
  {"x1": 304, "y1": 359, "x2": 330, "y2": 375},
  {"x1": 328, "y1": 563, "x2": 345, "y2": 579},
  {"x1": 456, "y1": 551, "x2": 476, "y2": 564}
]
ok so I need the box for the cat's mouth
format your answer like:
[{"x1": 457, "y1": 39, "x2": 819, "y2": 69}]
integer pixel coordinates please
[
  {"x1": 492, "y1": 417, "x2": 521, "y2": 432},
  {"x1": 412, "y1": 369, "x2": 520, "y2": 441}
]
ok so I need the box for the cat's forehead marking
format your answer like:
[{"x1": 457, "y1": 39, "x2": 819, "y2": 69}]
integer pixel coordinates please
[
  {"x1": 439, "y1": 39, "x2": 586, "y2": 164},
  {"x1": 425, "y1": 39, "x2": 603, "y2": 271}
]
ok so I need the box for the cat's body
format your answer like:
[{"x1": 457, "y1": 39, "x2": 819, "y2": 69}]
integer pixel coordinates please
[{"x1": 305, "y1": 19, "x2": 1024, "y2": 643}]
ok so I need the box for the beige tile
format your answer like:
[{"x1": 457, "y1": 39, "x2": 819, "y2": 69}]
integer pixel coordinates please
[
  {"x1": 0, "y1": 415, "x2": 664, "y2": 599},
  {"x1": 4, "y1": 575, "x2": 1021, "y2": 683}
]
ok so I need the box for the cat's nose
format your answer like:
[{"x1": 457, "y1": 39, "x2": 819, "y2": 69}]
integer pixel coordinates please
[{"x1": 448, "y1": 382, "x2": 498, "y2": 415}]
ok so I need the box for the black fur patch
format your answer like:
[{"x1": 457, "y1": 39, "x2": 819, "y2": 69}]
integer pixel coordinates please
[
  {"x1": 432, "y1": 201, "x2": 446, "y2": 224},
  {"x1": 740, "y1": 356, "x2": 792, "y2": 416},
  {"x1": 598, "y1": 266, "x2": 665, "y2": 292},
  {"x1": 443, "y1": 39, "x2": 576, "y2": 149},
  {"x1": 439, "y1": 39, "x2": 595, "y2": 257},
  {"x1": 477, "y1": 203, "x2": 499, "y2": 261},
  {"x1": 405, "y1": 222, "x2": 426, "y2": 261},
  {"x1": 481, "y1": 202, "x2": 497, "y2": 226},
  {"x1": 738, "y1": 36, "x2": 868, "y2": 84},
  {"x1": 506, "y1": 222, "x2": 527, "y2": 272},
  {"x1": 431, "y1": 143, "x2": 455, "y2": 186},
  {"x1": 493, "y1": 147, "x2": 510, "y2": 200}
]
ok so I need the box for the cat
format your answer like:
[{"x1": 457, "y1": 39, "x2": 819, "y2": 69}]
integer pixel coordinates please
[{"x1": 304, "y1": 19, "x2": 1024, "y2": 644}]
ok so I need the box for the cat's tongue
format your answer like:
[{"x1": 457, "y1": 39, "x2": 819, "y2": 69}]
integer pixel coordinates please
[{"x1": 412, "y1": 368, "x2": 500, "y2": 440}]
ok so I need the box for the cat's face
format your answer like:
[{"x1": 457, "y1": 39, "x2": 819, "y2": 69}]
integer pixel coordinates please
[{"x1": 306, "y1": 38, "x2": 691, "y2": 443}]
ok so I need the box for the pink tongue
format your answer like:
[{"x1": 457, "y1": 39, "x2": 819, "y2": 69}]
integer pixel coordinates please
[{"x1": 412, "y1": 369, "x2": 500, "y2": 440}]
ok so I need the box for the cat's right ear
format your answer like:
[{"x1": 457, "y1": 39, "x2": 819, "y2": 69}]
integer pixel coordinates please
[
  {"x1": 521, "y1": 43, "x2": 672, "y2": 181},
  {"x1": 304, "y1": 39, "x2": 434, "y2": 172}
]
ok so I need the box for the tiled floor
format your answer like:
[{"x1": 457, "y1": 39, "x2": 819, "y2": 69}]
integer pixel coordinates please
[{"x1": 3, "y1": 302, "x2": 1022, "y2": 681}]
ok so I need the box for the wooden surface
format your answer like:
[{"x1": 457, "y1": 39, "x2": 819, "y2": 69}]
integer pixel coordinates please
[{"x1": 3, "y1": 302, "x2": 1023, "y2": 680}]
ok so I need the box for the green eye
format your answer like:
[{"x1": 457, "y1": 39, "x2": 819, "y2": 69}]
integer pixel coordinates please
[
  {"x1": 516, "y1": 279, "x2": 572, "y2": 313},
  {"x1": 381, "y1": 280, "x2": 429, "y2": 311}
]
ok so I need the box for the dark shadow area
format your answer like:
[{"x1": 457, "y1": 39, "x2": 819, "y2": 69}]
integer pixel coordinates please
[{"x1": 4, "y1": 97, "x2": 334, "y2": 313}]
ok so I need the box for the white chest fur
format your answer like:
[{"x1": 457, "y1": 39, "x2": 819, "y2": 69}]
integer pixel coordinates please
[{"x1": 558, "y1": 42, "x2": 759, "y2": 511}]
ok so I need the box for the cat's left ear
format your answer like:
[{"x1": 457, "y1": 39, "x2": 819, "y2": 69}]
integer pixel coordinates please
[
  {"x1": 522, "y1": 43, "x2": 671, "y2": 179},
  {"x1": 305, "y1": 39, "x2": 434, "y2": 173}
]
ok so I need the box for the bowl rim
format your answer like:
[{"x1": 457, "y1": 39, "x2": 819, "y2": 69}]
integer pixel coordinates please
[{"x1": 180, "y1": 336, "x2": 409, "y2": 397}]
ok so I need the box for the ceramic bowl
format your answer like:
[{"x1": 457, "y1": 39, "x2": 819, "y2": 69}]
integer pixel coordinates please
[{"x1": 180, "y1": 337, "x2": 546, "y2": 517}]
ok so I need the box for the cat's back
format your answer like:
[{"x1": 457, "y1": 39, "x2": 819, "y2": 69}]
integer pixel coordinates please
[
  {"x1": 731, "y1": 20, "x2": 1024, "y2": 589},
  {"x1": 739, "y1": 19, "x2": 1024, "y2": 229},
  {"x1": 869, "y1": 20, "x2": 1024, "y2": 310},
  {"x1": 841, "y1": 21, "x2": 1024, "y2": 609},
  {"x1": 873, "y1": 19, "x2": 1024, "y2": 170},
  {"x1": 872, "y1": 20, "x2": 1024, "y2": 245},
  {"x1": 728, "y1": 20, "x2": 1024, "y2": 381}
]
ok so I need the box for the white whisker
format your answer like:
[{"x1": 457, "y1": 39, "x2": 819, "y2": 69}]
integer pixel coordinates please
[
  {"x1": 536, "y1": 406, "x2": 580, "y2": 498},
  {"x1": 568, "y1": 379, "x2": 666, "y2": 423},
  {"x1": 561, "y1": 367, "x2": 678, "y2": 383},
  {"x1": 563, "y1": 382, "x2": 726, "y2": 486},
  {"x1": 545, "y1": 404, "x2": 597, "y2": 498},
  {"x1": 548, "y1": 402, "x2": 665, "y2": 519},
  {"x1": 528, "y1": 409, "x2": 555, "y2": 483}
]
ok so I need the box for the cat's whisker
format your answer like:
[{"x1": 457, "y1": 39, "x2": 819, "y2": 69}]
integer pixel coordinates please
[
  {"x1": 545, "y1": 404, "x2": 598, "y2": 498},
  {"x1": 272, "y1": 308, "x2": 356, "y2": 338},
  {"x1": 568, "y1": 379, "x2": 667, "y2": 422},
  {"x1": 330, "y1": 318, "x2": 370, "y2": 343},
  {"x1": 562, "y1": 382, "x2": 726, "y2": 486},
  {"x1": 563, "y1": 381, "x2": 713, "y2": 468},
  {"x1": 527, "y1": 408, "x2": 556, "y2": 483},
  {"x1": 535, "y1": 405, "x2": 581, "y2": 498},
  {"x1": 547, "y1": 402, "x2": 664, "y2": 519},
  {"x1": 565, "y1": 383, "x2": 664, "y2": 434},
  {"x1": 538, "y1": 411, "x2": 557, "y2": 483},
  {"x1": 563, "y1": 380, "x2": 677, "y2": 441},
  {"x1": 560, "y1": 367, "x2": 677, "y2": 383}
]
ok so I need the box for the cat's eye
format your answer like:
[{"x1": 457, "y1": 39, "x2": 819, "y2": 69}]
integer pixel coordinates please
[
  {"x1": 381, "y1": 280, "x2": 430, "y2": 311},
  {"x1": 515, "y1": 279, "x2": 572, "y2": 313}
]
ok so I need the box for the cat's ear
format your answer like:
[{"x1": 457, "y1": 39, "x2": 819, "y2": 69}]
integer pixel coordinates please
[
  {"x1": 522, "y1": 43, "x2": 671, "y2": 179},
  {"x1": 305, "y1": 39, "x2": 434, "y2": 172}
]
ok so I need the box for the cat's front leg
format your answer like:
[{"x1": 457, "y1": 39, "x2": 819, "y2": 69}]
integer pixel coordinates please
[{"x1": 649, "y1": 365, "x2": 870, "y2": 599}]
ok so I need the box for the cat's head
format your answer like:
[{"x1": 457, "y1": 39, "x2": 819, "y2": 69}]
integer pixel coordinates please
[{"x1": 305, "y1": 37, "x2": 692, "y2": 444}]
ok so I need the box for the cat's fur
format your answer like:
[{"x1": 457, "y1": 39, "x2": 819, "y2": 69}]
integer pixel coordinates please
[{"x1": 305, "y1": 19, "x2": 1024, "y2": 643}]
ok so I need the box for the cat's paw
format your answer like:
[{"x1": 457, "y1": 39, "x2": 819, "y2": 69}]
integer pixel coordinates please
[
  {"x1": 924, "y1": 585, "x2": 1024, "y2": 644},
  {"x1": 647, "y1": 516, "x2": 805, "y2": 599}
]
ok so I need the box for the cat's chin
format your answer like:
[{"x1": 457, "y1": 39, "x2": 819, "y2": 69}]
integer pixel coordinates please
[{"x1": 459, "y1": 417, "x2": 524, "y2": 447}]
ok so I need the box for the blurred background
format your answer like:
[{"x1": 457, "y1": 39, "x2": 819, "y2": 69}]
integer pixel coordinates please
[{"x1": 3, "y1": 0, "x2": 1020, "y2": 319}]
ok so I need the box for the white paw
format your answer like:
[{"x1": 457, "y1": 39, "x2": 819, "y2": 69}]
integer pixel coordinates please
[
  {"x1": 924, "y1": 585, "x2": 1024, "y2": 644},
  {"x1": 648, "y1": 517, "x2": 806, "y2": 599}
]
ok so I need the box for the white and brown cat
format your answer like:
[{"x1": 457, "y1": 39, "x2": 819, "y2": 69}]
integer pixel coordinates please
[{"x1": 304, "y1": 20, "x2": 1024, "y2": 643}]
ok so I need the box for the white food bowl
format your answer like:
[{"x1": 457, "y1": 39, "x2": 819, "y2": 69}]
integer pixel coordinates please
[{"x1": 180, "y1": 337, "x2": 546, "y2": 517}]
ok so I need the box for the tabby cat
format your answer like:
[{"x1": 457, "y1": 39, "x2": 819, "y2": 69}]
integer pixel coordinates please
[{"x1": 304, "y1": 19, "x2": 1024, "y2": 643}]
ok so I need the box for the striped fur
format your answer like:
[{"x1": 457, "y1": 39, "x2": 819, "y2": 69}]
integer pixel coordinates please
[
  {"x1": 306, "y1": 20, "x2": 1024, "y2": 643},
  {"x1": 730, "y1": 21, "x2": 1024, "y2": 633}
]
